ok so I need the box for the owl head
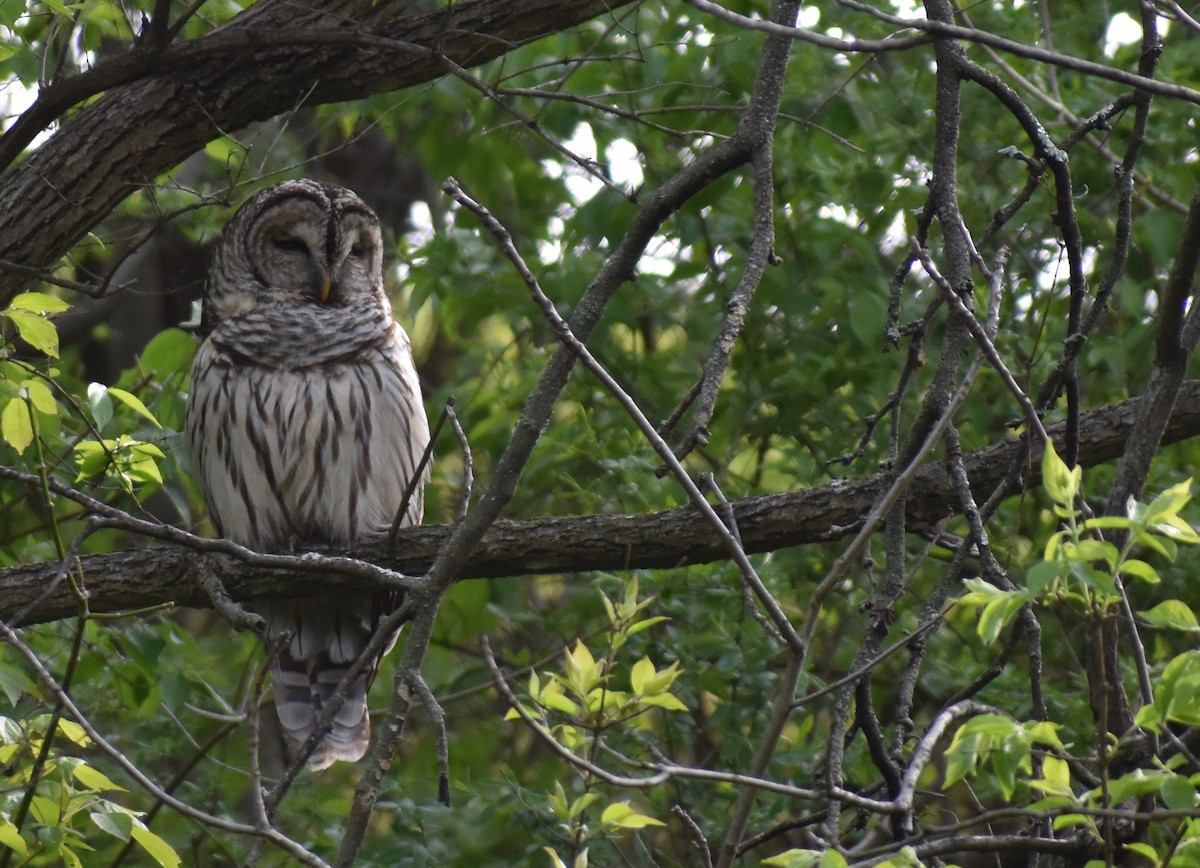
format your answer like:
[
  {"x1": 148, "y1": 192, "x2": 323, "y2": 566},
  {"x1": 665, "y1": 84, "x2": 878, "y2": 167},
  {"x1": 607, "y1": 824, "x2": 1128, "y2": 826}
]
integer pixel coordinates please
[{"x1": 201, "y1": 179, "x2": 388, "y2": 334}]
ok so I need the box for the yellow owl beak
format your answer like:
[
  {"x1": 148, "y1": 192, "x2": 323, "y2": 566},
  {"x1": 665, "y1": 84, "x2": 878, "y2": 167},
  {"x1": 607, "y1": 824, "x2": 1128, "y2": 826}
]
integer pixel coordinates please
[{"x1": 319, "y1": 273, "x2": 332, "y2": 303}]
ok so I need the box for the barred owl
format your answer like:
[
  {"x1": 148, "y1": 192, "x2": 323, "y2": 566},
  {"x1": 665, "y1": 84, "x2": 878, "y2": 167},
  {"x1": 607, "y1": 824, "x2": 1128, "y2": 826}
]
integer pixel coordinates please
[{"x1": 187, "y1": 180, "x2": 430, "y2": 770}]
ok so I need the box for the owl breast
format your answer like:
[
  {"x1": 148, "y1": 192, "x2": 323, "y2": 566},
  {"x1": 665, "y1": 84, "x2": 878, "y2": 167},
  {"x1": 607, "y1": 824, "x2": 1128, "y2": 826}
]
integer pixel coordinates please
[{"x1": 188, "y1": 317, "x2": 427, "y2": 551}]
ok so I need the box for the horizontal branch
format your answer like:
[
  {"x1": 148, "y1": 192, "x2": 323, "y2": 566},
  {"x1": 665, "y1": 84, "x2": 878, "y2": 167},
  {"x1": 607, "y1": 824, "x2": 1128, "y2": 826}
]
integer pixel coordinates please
[{"x1": 5, "y1": 381, "x2": 1200, "y2": 626}]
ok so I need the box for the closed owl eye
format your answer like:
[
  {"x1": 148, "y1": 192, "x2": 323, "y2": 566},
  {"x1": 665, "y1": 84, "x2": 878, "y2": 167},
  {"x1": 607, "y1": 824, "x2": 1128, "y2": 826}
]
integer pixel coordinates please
[
  {"x1": 348, "y1": 243, "x2": 365, "y2": 258},
  {"x1": 273, "y1": 238, "x2": 308, "y2": 254}
]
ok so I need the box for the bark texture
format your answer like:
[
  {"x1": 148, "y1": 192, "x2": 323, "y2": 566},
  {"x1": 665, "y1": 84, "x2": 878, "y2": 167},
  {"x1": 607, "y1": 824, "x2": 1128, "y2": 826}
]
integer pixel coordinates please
[{"x1": 0, "y1": 0, "x2": 634, "y2": 300}]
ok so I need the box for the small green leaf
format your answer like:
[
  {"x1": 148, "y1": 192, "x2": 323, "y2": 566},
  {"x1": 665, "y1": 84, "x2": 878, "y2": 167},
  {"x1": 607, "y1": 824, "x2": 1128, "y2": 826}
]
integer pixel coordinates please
[
  {"x1": 0, "y1": 818, "x2": 27, "y2": 855},
  {"x1": 1119, "y1": 558, "x2": 1160, "y2": 584},
  {"x1": 639, "y1": 692, "x2": 688, "y2": 711},
  {"x1": 2, "y1": 397, "x2": 32, "y2": 453},
  {"x1": 1134, "y1": 702, "x2": 1163, "y2": 733},
  {"x1": 1041, "y1": 441, "x2": 1079, "y2": 505},
  {"x1": 630, "y1": 656, "x2": 653, "y2": 695},
  {"x1": 22, "y1": 379, "x2": 56, "y2": 415},
  {"x1": 1161, "y1": 774, "x2": 1197, "y2": 810},
  {"x1": 625, "y1": 616, "x2": 668, "y2": 636},
  {"x1": 547, "y1": 780, "x2": 569, "y2": 818},
  {"x1": 73, "y1": 762, "x2": 126, "y2": 792},
  {"x1": 568, "y1": 791, "x2": 600, "y2": 819},
  {"x1": 131, "y1": 821, "x2": 182, "y2": 868},
  {"x1": 539, "y1": 680, "x2": 581, "y2": 715},
  {"x1": 108, "y1": 387, "x2": 162, "y2": 428},
  {"x1": 1052, "y1": 813, "x2": 1092, "y2": 831},
  {"x1": 1144, "y1": 479, "x2": 1193, "y2": 526},
  {"x1": 56, "y1": 718, "x2": 90, "y2": 746},
  {"x1": 599, "y1": 801, "x2": 665, "y2": 829},
  {"x1": 56, "y1": 843, "x2": 83, "y2": 868},
  {"x1": 564, "y1": 641, "x2": 601, "y2": 695},
  {"x1": 90, "y1": 810, "x2": 133, "y2": 842},
  {"x1": 977, "y1": 588, "x2": 1031, "y2": 645},
  {"x1": 136, "y1": 328, "x2": 195, "y2": 376},
  {"x1": 1029, "y1": 755, "x2": 1072, "y2": 797},
  {"x1": 0, "y1": 661, "x2": 33, "y2": 704},
  {"x1": 1025, "y1": 559, "x2": 1061, "y2": 596},
  {"x1": 5, "y1": 309, "x2": 60, "y2": 356},
  {"x1": 1122, "y1": 843, "x2": 1160, "y2": 866},
  {"x1": 1066, "y1": 539, "x2": 1118, "y2": 569},
  {"x1": 7, "y1": 291, "x2": 70, "y2": 314},
  {"x1": 1140, "y1": 600, "x2": 1199, "y2": 632},
  {"x1": 818, "y1": 851, "x2": 850, "y2": 868},
  {"x1": 761, "y1": 851, "x2": 822, "y2": 868}
]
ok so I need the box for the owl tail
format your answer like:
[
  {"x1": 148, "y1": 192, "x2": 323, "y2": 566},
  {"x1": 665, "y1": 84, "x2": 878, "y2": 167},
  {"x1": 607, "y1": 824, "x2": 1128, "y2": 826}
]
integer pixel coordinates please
[
  {"x1": 272, "y1": 651, "x2": 372, "y2": 771},
  {"x1": 261, "y1": 602, "x2": 377, "y2": 770}
]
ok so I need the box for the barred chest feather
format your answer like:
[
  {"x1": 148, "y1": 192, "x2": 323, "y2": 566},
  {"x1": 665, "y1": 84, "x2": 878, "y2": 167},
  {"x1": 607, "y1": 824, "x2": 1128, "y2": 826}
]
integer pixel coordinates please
[{"x1": 187, "y1": 309, "x2": 427, "y2": 552}]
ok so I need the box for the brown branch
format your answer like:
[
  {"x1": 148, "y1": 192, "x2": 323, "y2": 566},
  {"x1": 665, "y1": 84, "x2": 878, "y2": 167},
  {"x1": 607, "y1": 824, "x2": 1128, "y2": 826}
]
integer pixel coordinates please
[
  {"x1": 6, "y1": 382, "x2": 1200, "y2": 627},
  {"x1": 0, "y1": 0, "x2": 635, "y2": 300}
]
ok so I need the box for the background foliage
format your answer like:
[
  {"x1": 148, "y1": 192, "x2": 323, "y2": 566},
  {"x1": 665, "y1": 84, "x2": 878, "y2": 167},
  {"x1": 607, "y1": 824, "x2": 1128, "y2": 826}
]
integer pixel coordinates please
[{"x1": 1, "y1": 0, "x2": 1200, "y2": 865}]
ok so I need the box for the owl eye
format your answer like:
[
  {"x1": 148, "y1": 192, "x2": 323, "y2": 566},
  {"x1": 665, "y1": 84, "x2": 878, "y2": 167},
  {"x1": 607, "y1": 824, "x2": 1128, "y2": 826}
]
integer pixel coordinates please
[
  {"x1": 348, "y1": 243, "x2": 366, "y2": 259},
  {"x1": 273, "y1": 238, "x2": 308, "y2": 254}
]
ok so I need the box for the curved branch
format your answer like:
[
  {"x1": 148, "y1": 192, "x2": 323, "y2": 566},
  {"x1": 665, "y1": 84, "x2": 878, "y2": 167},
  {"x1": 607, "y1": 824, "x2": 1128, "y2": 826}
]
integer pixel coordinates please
[
  {"x1": 6, "y1": 381, "x2": 1200, "y2": 626},
  {"x1": 0, "y1": 0, "x2": 635, "y2": 299}
]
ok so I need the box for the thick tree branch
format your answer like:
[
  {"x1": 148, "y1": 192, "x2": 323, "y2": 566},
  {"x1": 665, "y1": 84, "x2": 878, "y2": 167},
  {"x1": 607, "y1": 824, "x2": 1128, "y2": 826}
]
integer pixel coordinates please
[
  {"x1": 6, "y1": 382, "x2": 1200, "y2": 626},
  {"x1": 0, "y1": 0, "x2": 635, "y2": 300}
]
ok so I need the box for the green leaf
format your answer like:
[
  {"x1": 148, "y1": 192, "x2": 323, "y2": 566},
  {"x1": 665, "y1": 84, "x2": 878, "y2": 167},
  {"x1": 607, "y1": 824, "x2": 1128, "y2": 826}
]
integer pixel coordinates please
[
  {"x1": 1025, "y1": 559, "x2": 1062, "y2": 597},
  {"x1": 599, "y1": 801, "x2": 665, "y2": 829},
  {"x1": 56, "y1": 718, "x2": 90, "y2": 746},
  {"x1": 1161, "y1": 774, "x2": 1197, "y2": 810},
  {"x1": 136, "y1": 328, "x2": 195, "y2": 377},
  {"x1": 56, "y1": 842, "x2": 83, "y2": 868},
  {"x1": 73, "y1": 762, "x2": 126, "y2": 792},
  {"x1": 0, "y1": 661, "x2": 33, "y2": 704},
  {"x1": 538, "y1": 680, "x2": 581, "y2": 715},
  {"x1": 0, "y1": 819, "x2": 27, "y2": 855},
  {"x1": 1052, "y1": 813, "x2": 1092, "y2": 831},
  {"x1": 7, "y1": 291, "x2": 70, "y2": 314},
  {"x1": 764, "y1": 851, "x2": 851, "y2": 868},
  {"x1": 638, "y1": 692, "x2": 688, "y2": 711},
  {"x1": 5, "y1": 309, "x2": 60, "y2": 356},
  {"x1": 1029, "y1": 755, "x2": 1073, "y2": 797},
  {"x1": 547, "y1": 780, "x2": 569, "y2": 818},
  {"x1": 564, "y1": 641, "x2": 601, "y2": 695},
  {"x1": 22, "y1": 379, "x2": 56, "y2": 415},
  {"x1": 1144, "y1": 479, "x2": 1193, "y2": 527},
  {"x1": 630, "y1": 656, "x2": 654, "y2": 695},
  {"x1": 1140, "y1": 600, "x2": 1199, "y2": 632},
  {"x1": 568, "y1": 791, "x2": 600, "y2": 819},
  {"x1": 625, "y1": 616, "x2": 668, "y2": 636},
  {"x1": 1122, "y1": 842, "x2": 1160, "y2": 866},
  {"x1": 107, "y1": 387, "x2": 162, "y2": 428},
  {"x1": 90, "y1": 810, "x2": 133, "y2": 842},
  {"x1": 1134, "y1": 702, "x2": 1163, "y2": 733},
  {"x1": 74, "y1": 439, "x2": 111, "y2": 479},
  {"x1": 957, "y1": 576, "x2": 1006, "y2": 607},
  {"x1": 1100, "y1": 768, "x2": 1174, "y2": 805},
  {"x1": 131, "y1": 821, "x2": 182, "y2": 868},
  {"x1": 1066, "y1": 539, "x2": 1119, "y2": 569},
  {"x1": 1119, "y1": 558, "x2": 1161, "y2": 585},
  {"x1": 2, "y1": 396, "x2": 32, "y2": 453},
  {"x1": 977, "y1": 588, "x2": 1031, "y2": 645},
  {"x1": 1041, "y1": 441, "x2": 1079, "y2": 505}
]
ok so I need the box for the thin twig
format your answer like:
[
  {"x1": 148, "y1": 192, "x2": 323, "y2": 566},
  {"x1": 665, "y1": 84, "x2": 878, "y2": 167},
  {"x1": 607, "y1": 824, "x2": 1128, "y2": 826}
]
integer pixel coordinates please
[{"x1": 0, "y1": 620, "x2": 330, "y2": 867}]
